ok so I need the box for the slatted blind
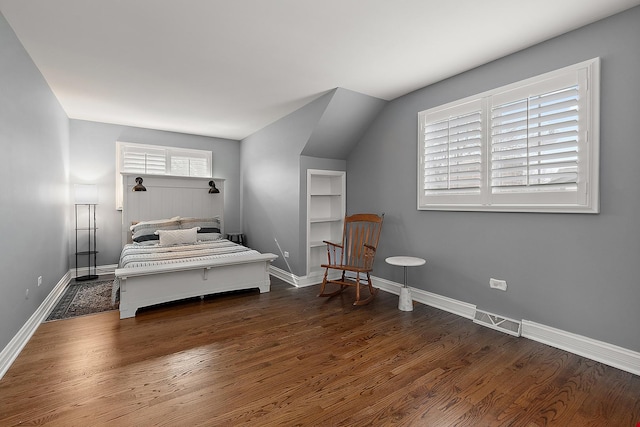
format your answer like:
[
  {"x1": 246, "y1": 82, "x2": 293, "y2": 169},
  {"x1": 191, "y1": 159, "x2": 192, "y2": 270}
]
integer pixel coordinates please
[
  {"x1": 116, "y1": 141, "x2": 212, "y2": 209},
  {"x1": 491, "y1": 85, "x2": 580, "y2": 193},
  {"x1": 170, "y1": 156, "x2": 209, "y2": 177},
  {"x1": 121, "y1": 146, "x2": 167, "y2": 175},
  {"x1": 119, "y1": 143, "x2": 211, "y2": 177},
  {"x1": 417, "y1": 58, "x2": 598, "y2": 213},
  {"x1": 422, "y1": 101, "x2": 483, "y2": 195}
]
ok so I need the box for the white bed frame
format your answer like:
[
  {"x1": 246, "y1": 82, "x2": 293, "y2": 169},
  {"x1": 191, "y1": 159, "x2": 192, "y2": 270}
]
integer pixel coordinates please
[{"x1": 115, "y1": 174, "x2": 277, "y2": 319}]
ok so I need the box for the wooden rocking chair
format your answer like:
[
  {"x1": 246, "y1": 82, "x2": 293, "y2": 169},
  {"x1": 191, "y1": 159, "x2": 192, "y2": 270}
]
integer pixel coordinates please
[{"x1": 318, "y1": 213, "x2": 384, "y2": 305}]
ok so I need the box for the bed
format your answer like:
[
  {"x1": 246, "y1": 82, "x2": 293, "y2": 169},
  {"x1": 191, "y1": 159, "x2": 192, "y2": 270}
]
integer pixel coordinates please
[{"x1": 114, "y1": 174, "x2": 277, "y2": 319}]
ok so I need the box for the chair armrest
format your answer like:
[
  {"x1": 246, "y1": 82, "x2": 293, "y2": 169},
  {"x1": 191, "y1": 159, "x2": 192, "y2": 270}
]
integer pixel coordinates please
[
  {"x1": 323, "y1": 241, "x2": 343, "y2": 265},
  {"x1": 323, "y1": 240, "x2": 343, "y2": 249}
]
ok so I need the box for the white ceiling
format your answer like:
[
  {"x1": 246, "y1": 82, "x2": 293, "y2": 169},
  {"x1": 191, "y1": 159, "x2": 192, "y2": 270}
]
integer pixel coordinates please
[{"x1": 1, "y1": 0, "x2": 639, "y2": 140}]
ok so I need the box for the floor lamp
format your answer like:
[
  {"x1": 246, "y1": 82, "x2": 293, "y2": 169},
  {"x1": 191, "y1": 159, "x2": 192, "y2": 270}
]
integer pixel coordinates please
[{"x1": 74, "y1": 184, "x2": 99, "y2": 281}]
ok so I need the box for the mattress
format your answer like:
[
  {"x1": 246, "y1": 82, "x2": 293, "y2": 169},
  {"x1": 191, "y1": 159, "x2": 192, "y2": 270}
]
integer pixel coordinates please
[
  {"x1": 112, "y1": 239, "x2": 261, "y2": 302},
  {"x1": 118, "y1": 239, "x2": 259, "y2": 269}
]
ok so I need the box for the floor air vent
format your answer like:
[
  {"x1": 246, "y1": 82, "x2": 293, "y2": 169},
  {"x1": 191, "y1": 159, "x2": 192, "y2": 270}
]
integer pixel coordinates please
[{"x1": 473, "y1": 310, "x2": 522, "y2": 337}]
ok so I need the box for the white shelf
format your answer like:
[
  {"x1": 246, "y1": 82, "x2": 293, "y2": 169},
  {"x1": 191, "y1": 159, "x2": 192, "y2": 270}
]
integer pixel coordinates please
[
  {"x1": 309, "y1": 191, "x2": 342, "y2": 196},
  {"x1": 309, "y1": 216, "x2": 342, "y2": 223},
  {"x1": 306, "y1": 169, "x2": 345, "y2": 275}
]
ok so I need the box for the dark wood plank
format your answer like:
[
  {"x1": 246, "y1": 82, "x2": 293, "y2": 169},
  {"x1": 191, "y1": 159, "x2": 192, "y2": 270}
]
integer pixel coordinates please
[{"x1": 1, "y1": 277, "x2": 639, "y2": 426}]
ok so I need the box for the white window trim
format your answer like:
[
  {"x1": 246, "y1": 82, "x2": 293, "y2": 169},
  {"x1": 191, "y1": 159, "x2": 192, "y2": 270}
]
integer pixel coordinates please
[
  {"x1": 115, "y1": 141, "x2": 213, "y2": 210},
  {"x1": 417, "y1": 58, "x2": 600, "y2": 214}
]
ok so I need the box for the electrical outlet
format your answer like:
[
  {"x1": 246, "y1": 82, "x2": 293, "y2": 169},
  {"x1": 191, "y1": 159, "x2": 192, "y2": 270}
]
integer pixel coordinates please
[
  {"x1": 38, "y1": 276, "x2": 42, "y2": 287},
  {"x1": 284, "y1": 251, "x2": 290, "y2": 258},
  {"x1": 489, "y1": 278, "x2": 507, "y2": 291}
]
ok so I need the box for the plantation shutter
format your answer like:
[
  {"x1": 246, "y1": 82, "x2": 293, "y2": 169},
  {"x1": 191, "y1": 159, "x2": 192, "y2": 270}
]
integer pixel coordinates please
[
  {"x1": 169, "y1": 151, "x2": 210, "y2": 177},
  {"x1": 116, "y1": 142, "x2": 213, "y2": 209},
  {"x1": 491, "y1": 81, "x2": 582, "y2": 195},
  {"x1": 420, "y1": 99, "x2": 483, "y2": 205},
  {"x1": 188, "y1": 157, "x2": 209, "y2": 177},
  {"x1": 122, "y1": 146, "x2": 167, "y2": 175},
  {"x1": 418, "y1": 58, "x2": 597, "y2": 212}
]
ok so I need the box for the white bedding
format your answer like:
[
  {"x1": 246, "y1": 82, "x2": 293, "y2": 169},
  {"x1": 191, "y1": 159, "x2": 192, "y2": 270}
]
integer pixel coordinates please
[
  {"x1": 119, "y1": 239, "x2": 258, "y2": 268},
  {"x1": 112, "y1": 239, "x2": 260, "y2": 303}
]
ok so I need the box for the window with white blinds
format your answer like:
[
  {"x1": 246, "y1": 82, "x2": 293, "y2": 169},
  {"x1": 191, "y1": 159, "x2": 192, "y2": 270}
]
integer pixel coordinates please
[
  {"x1": 120, "y1": 145, "x2": 167, "y2": 175},
  {"x1": 418, "y1": 58, "x2": 599, "y2": 213},
  {"x1": 422, "y1": 99, "x2": 483, "y2": 205},
  {"x1": 115, "y1": 141, "x2": 212, "y2": 209}
]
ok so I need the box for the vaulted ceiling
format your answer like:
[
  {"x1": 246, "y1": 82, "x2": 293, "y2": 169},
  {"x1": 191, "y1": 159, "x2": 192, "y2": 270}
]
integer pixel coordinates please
[{"x1": 1, "y1": 0, "x2": 639, "y2": 140}]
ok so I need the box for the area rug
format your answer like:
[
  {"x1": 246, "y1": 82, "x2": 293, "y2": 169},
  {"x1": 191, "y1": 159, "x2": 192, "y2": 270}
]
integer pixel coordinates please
[{"x1": 46, "y1": 279, "x2": 118, "y2": 321}]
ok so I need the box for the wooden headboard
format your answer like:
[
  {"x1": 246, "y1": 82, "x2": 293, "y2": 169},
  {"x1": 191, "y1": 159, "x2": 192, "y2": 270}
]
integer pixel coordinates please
[{"x1": 121, "y1": 174, "x2": 225, "y2": 247}]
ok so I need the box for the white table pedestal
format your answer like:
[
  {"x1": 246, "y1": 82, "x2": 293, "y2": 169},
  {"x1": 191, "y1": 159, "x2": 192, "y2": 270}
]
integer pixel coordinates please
[
  {"x1": 398, "y1": 287, "x2": 413, "y2": 311},
  {"x1": 385, "y1": 256, "x2": 426, "y2": 312}
]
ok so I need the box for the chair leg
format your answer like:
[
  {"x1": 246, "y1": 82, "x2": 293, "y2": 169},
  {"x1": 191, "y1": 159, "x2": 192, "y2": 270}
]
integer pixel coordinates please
[
  {"x1": 366, "y1": 272, "x2": 378, "y2": 296},
  {"x1": 318, "y1": 268, "x2": 348, "y2": 298},
  {"x1": 318, "y1": 267, "x2": 329, "y2": 296},
  {"x1": 353, "y1": 272, "x2": 378, "y2": 306}
]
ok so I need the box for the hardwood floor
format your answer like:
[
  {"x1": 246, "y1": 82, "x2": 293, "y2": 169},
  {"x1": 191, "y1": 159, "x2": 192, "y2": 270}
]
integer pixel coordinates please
[{"x1": 1, "y1": 277, "x2": 639, "y2": 426}]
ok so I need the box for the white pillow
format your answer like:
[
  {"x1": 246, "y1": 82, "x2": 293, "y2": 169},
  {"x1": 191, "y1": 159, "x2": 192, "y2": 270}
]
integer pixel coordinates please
[
  {"x1": 130, "y1": 216, "x2": 180, "y2": 231},
  {"x1": 155, "y1": 227, "x2": 199, "y2": 246}
]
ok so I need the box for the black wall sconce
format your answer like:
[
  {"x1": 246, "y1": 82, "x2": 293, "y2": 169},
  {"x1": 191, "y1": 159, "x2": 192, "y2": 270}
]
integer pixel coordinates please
[
  {"x1": 208, "y1": 180, "x2": 220, "y2": 194},
  {"x1": 132, "y1": 177, "x2": 147, "y2": 191}
]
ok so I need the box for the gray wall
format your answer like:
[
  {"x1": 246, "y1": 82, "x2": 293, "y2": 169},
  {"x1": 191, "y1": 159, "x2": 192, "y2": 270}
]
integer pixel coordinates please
[
  {"x1": 0, "y1": 12, "x2": 70, "y2": 350},
  {"x1": 241, "y1": 93, "x2": 333, "y2": 276},
  {"x1": 347, "y1": 6, "x2": 640, "y2": 352},
  {"x1": 242, "y1": 88, "x2": 383, "y2": 276},
  {"x1": 302, "y1": 88, "x2": 386, "y2": 160},
  {"x1": 69, "y1": 119, "x2": 242, "y2": 268}
]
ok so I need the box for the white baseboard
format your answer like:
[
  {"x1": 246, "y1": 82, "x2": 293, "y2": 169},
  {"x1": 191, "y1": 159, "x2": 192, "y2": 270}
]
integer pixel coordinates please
[
  {"x1": 0, "y1": 271, "x2": 71, "y2": 380},
  {"x1": 269, "y1": 265, "x2": 300, "y2": 286},
  {"x1": 1, "y1": 265, "x2": 117, "y2": 380},
  {"x1": 522, "y1": 320, "x2": 640, "y2": 376},
  {"x1": 269, "y1": 270, "x2": 477, "y2": 321},
  {"x1": 268, "y1": 266, "x2": 337, "y2": 288},
  {"x1": 372, "y1": 276, "x2": 476, "y2": 320},
  {"x1": 374, "y1": 276, "x2": 640, "y2": 375}
]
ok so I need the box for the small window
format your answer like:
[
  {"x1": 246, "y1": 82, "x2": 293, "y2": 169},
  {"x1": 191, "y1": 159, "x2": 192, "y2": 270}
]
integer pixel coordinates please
[
  {"x1": 418, "y1": 58, "x2": 599, "y2": 213},
  {"x1": 115, "y1": 142, "x2": 212, "y2": 209}
]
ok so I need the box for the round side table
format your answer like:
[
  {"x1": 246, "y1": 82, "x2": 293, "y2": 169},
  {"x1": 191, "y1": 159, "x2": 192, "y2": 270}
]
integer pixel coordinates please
[{"x1": 385, "y1": 256, "x2": 426, "y2": 312}]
